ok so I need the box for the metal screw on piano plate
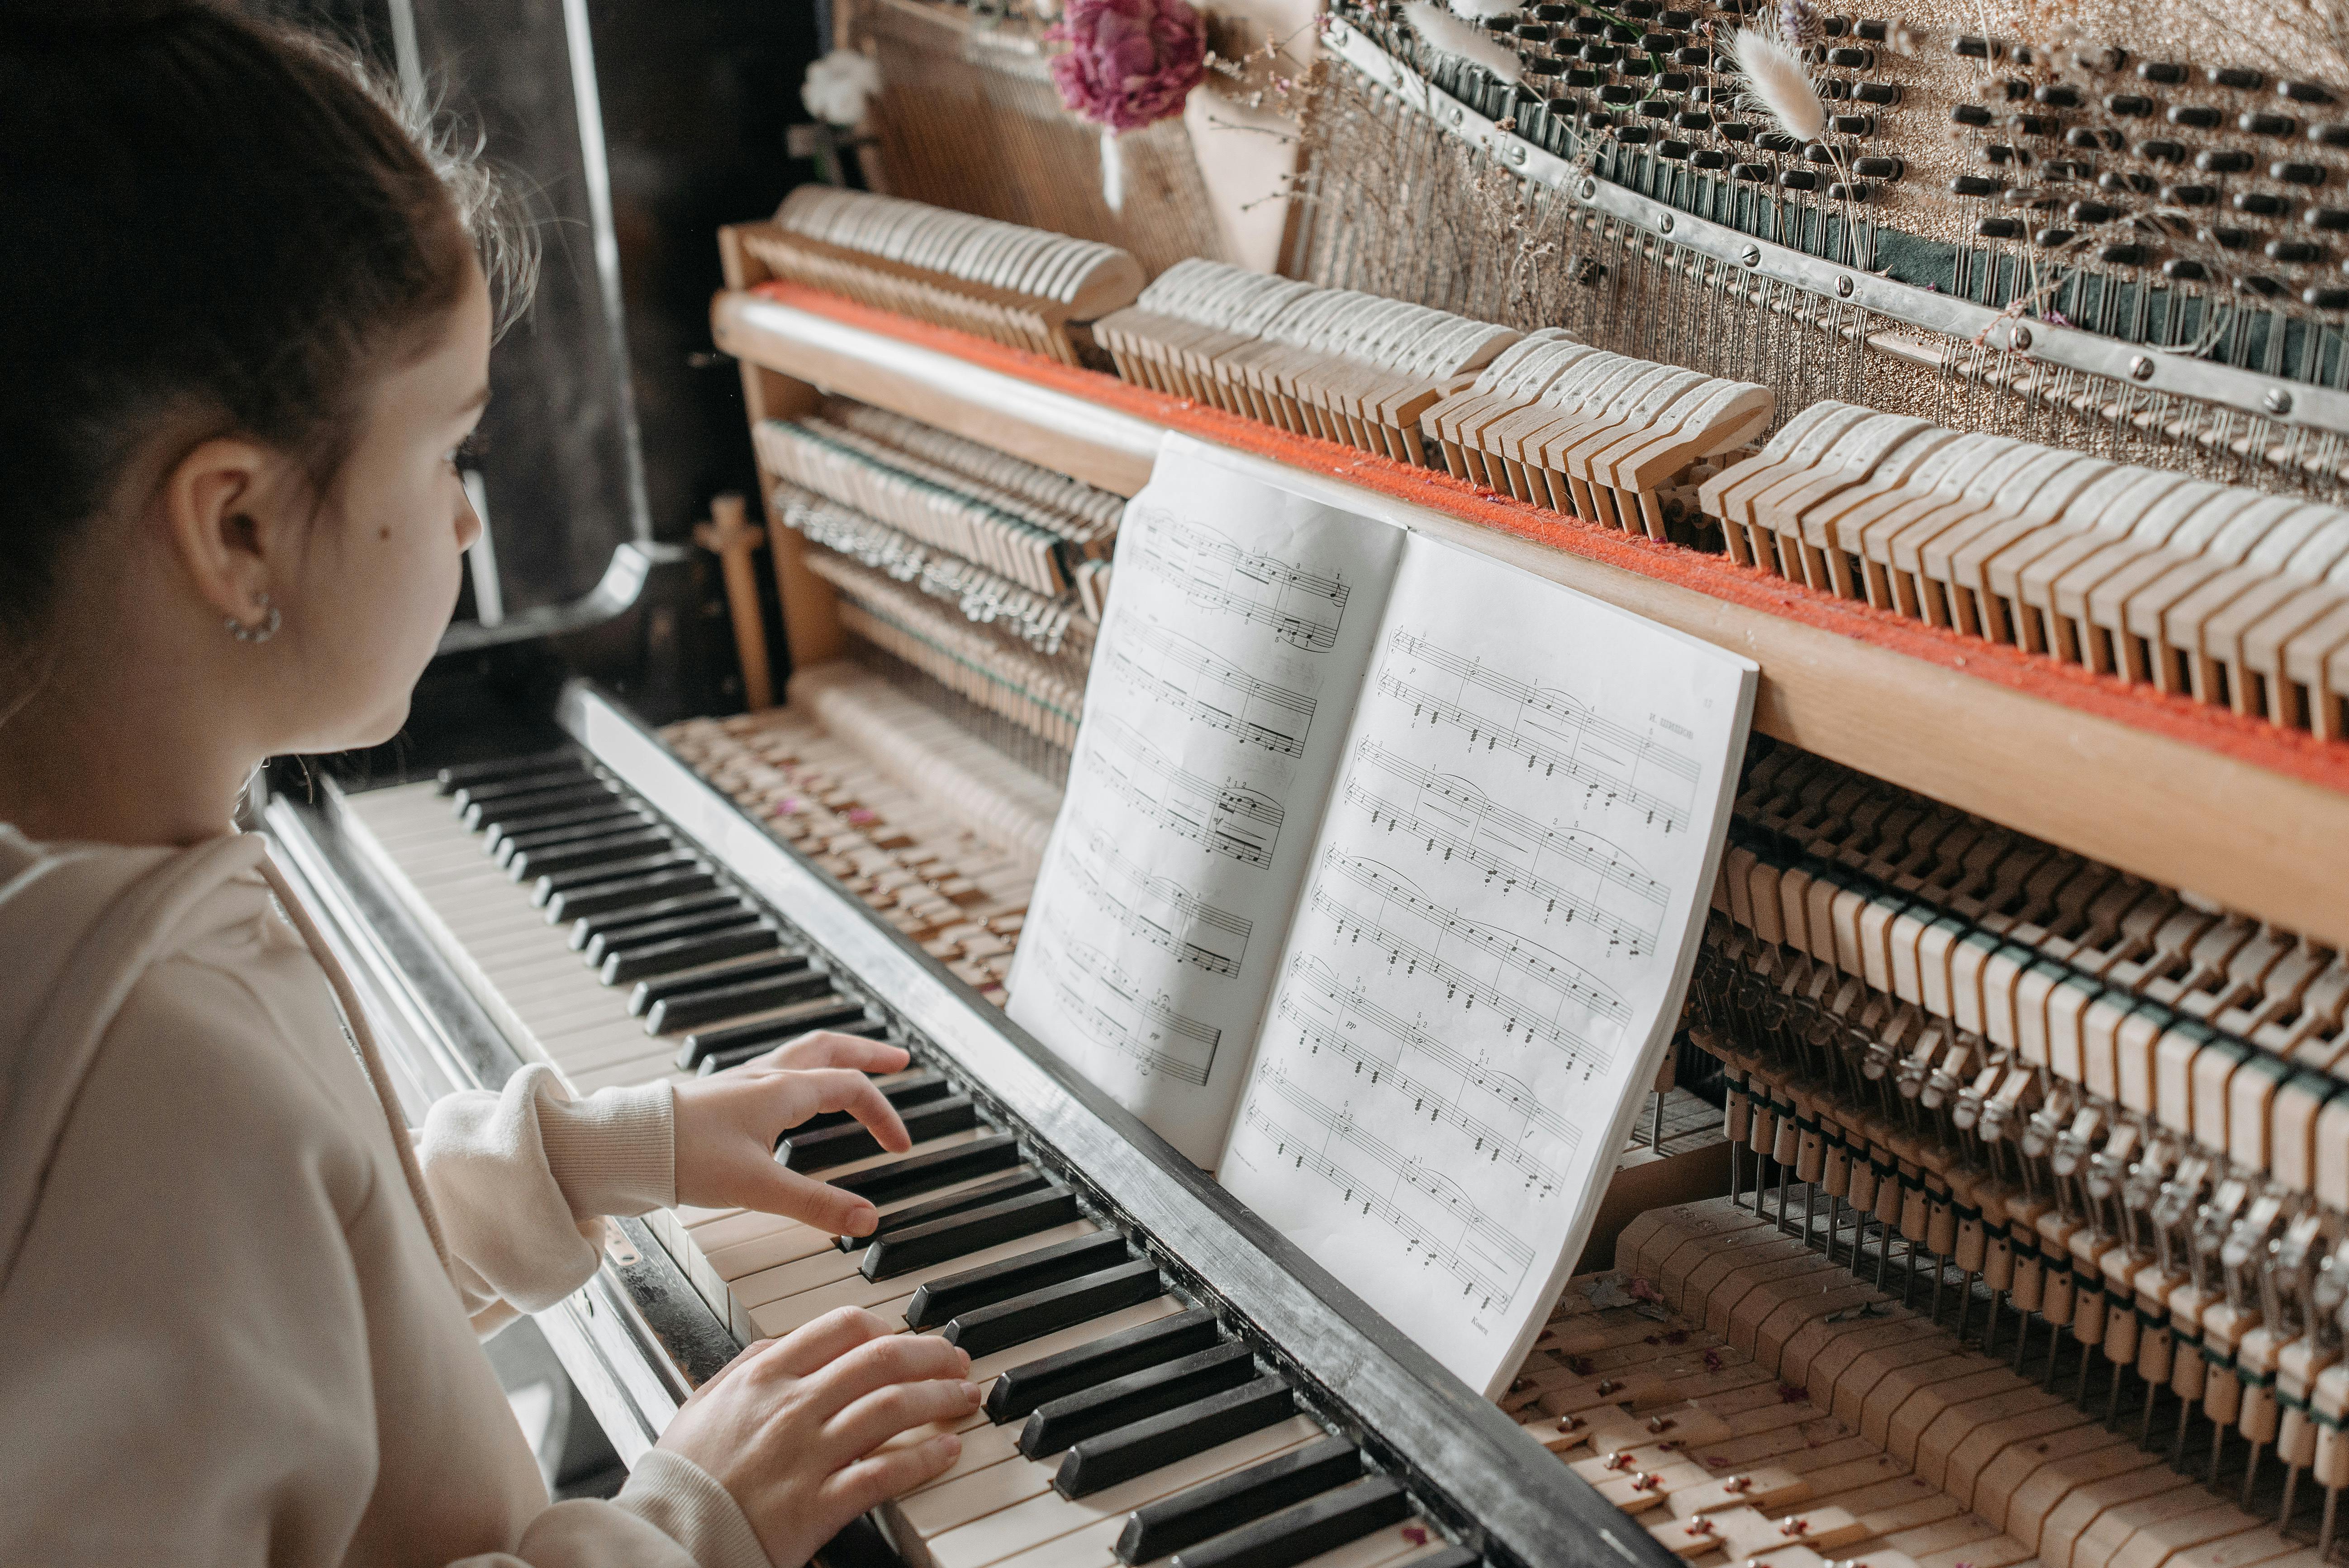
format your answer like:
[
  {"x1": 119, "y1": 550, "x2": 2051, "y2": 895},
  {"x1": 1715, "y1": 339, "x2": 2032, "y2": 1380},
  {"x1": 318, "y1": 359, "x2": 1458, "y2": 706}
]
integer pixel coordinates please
[
  {"x1": 1660, "y1": 213, "x2": 1675, "y2": 234},
  {"x1": 1836, "y1": 274, "x2": 1854, "y2": 298},
  {"x1": 1741, "y1": 243, "x2": 1762, "y2": 267},
  {"x1": 1581, "y1": 176, "x2": 1599, "y2": 200},
  {"x1": 2267, "y1": 386, "x2": 2295, "y2": 416},
  {"x1": 1447, "y1": 104, "x2": 1465, "y2": 127},
  {"x1": 1504, "y1": 139, "x2": 1528, "y2": 166},
  {"x1": 2010, "y1": 323, "x2": 2034, "y2": 351},
  {"x1": 2130, "y1": 354, "x2": 2156, "y2": 381}
]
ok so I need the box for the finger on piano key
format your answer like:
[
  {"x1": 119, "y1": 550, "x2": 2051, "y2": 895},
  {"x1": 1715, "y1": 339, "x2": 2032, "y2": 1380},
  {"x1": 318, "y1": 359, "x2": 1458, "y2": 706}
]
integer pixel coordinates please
[
  {"x1": 1168, "y1": 1476, "x2": 1414, "y2": 1568},
  {"x1": 1019, "y1": 1343, "x2": 1259, "y2": 1458},
  {"x1": 788, "y1": 1093, "x2": 980, "y2": 1173},
  {"x1": 841, "y1": 1168, "x2": 1056, "y2": 1251},
  {"x1": 912, "y1": 1414, "x2": 1324, "y2": 1568},
  {"x1": 1053, "y1": 1374, "x2": 1297, "y2": 1497},
  {"x1": 862, "y1": 1184, "x2": 1080, "y2": 1276},
  {"x1": 1117, "y1": 1436, "x2": 1364, "y2": 1564},
  {"x1": 835, "y1": 1131, "x2": 1025, "y2": 1205},
  {"x1": 911, "y1": 1301, "x2": 1196, "y2": 1499},
  {"x1": 802, "y1": 1070, "x2": 958, "y2": 1132},
  {"x1": 942, "y1": 1259, "x2": 1165, "y2": 1361},
  {"x1": 985, "y1": 1306, "x2": 1222, "y2": 1425},
  {"x1": 907, "y1": 1232, "x2": 1134, "y2": 1330},
  {"x1": 704, "y1": 1148, "x2": 1021, "y2": 1282},
  {"x1": 746, "y1": 1221, "x2": 1102, "y2": 1338}
]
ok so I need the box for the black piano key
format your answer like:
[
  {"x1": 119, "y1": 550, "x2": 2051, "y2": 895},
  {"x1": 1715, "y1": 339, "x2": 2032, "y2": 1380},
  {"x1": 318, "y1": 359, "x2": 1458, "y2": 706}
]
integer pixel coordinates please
[
  {"x1": 434, "y1": 751, "x2": 577, "y2": 794},
  {"x1": 509, "y1": 827, "x2": 674, "y2": 883},
  {"x1": 985, "y1": 1306, "x2": 1220, "y2": 1424},
  {"x1": 649, "y1": 968, "x2": 849, "y2": 1036},
  {"x1": 448, "y1": 764, "x2": 594, "y2": 810},
  {"x1": 544, "y1": 866, "x2": 719, "y2": 923},
  {"x1": 1016, "y1": 1341, "x2": 1257, "y2": 1459},
  {"x1": 831, "y1": 1132, "x2": 1022, "y2": 1205},
  {"x1": 460, "y1": 779, "x2": 613, "y2": 829},
  {"x1": 570, "y1": 889, "x2": 743, "y2": 951},
  {"x1": 783, "y1": 1093, "x2": 977, "y2": 1172},
  {"x1": 857, "y1": 1179, "x2": 1073, "y2": 1279},
  {"x1": 676, "y1": 996, "x2": 875, "y2": 1070},
  {"x1": 1167, "y1": 1475, "x2": 1412, "y2": 1568},
  {"x1": 1058, "y1": 1375, "x2": 1298, "y2": 1500},
  {"x1": 903, "y1": 1231, "x2": 1130, "y2": 1330},
  {"x1": 1115, "y1": 1436, "x2": 1362, "y2": 1562},
  {"x1": 531, "y1": 851, "x2": 699, "y2": 907},
  {"x1": 584, "y1": 903, "x2": 761, "y2": 965},
  {"x1": 942, "y1": 1259, "x2": 1165, "y2": 1361},
  {"x1": 628, "y1": 950, "x2": 816, "y2": 1015},
  {"x1": 488, "y1": 805, "x2": 649, "y2": 863},
  {"x1": 833, "y1": 1164, "x2": 1047, "y2": 1251},
  {"x1": 696, "y1": 1013, "x2": 886, "y2": 1073},
  {"x1": 599, "y1": 922, "x2": 779, "y2": 985},
  {"x1": 801, "y1": 1069, "x2": 956, "y2": 1133}
]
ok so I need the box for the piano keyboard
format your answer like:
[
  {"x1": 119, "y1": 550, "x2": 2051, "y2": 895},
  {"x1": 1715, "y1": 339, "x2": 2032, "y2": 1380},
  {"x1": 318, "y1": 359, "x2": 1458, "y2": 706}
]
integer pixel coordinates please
[{"x1": 331, "y1": 748, "x2": 1489, "y2": 1568}]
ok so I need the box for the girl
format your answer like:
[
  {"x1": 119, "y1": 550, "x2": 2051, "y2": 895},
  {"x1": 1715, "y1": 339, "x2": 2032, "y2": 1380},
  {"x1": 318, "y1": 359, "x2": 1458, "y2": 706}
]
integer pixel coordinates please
[{"x1": 0, "y1": 4, "x2": 970, "y2": 1564}]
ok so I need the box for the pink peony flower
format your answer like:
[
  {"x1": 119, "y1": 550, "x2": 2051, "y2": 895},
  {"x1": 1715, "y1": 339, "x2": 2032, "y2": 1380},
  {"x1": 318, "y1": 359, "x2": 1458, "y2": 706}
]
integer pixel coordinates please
[{"x1": 1046, "y1": 0, "x2": 1208, "y2": 134}]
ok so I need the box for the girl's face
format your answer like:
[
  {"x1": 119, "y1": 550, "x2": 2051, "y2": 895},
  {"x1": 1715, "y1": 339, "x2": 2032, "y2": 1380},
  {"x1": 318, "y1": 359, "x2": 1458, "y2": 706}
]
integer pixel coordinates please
[{"x1": 278, "y1": 261, "x2": 491, "y2": 753}]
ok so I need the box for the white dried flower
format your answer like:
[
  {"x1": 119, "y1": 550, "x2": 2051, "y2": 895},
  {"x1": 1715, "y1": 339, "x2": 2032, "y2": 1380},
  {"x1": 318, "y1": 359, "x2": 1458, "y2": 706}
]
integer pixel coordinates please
[
  {"x1": 802, "y1": 48, "x2": 881, "y2": 126},
  {"x1": 1447, "y1": 0, "x2": 1525, "y2": 19},
  {"x1": 1727, "y1": 26, "x2": 1825, "y2": 144},
  {"x1": 1406, "y1": 0, "x2": 1525, "y2": 82}
]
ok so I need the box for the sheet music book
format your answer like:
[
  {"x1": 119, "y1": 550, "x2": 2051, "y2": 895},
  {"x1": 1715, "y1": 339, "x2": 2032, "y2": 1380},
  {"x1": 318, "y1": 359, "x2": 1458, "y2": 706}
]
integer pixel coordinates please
[{"x1": 1005, "y1": 433, "x2": 1757, "y2": 1397}]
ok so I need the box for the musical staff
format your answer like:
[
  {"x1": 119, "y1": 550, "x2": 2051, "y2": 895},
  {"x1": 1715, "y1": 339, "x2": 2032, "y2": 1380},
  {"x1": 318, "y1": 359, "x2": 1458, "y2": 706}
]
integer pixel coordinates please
[
  {"x1": 1377, "y1": 630, "x2": 1697, "y2": 833},
  {"x1": 1060, "y1": 814, "x2": 1253, "y2": 977},
  {"x1": 1284, "y1": 955, "x2": 1582, "y2": 1154},
  {"x1": 1083, "y1": 716, "x2": 1284, "y2": 868},
  {"x1": 1244, "y1": 1086, "x2": 1532, "y2": 1311},
  {"x1": 1320, "y1": 850, "x2": 1627, "y2": 1023},
  {"x1": 1105, "y1": 617, "x2": 1317, "y2": 758},
  {"x1": 1025, "y1": 934, "x2": 1221, "y2": 1086},
  {"x1": 1271, "y1": 991, "x2": 1565, "y2": 1190},
  {"x1": 1126, "y1": 508, "x2": 1352, "y2": 652}
]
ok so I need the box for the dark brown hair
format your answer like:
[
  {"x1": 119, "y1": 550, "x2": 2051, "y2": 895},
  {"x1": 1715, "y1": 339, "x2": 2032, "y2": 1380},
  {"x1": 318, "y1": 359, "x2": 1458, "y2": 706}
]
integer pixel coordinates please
[{"x1": 0, "y1": 0, "x2": 536, "y2": 645}]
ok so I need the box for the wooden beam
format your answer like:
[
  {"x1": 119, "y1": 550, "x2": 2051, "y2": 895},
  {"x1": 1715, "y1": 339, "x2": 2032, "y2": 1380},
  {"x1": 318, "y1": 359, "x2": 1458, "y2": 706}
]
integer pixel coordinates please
[{"x1": 710, "y1": 286, "x2": 2349, "y2": 949}]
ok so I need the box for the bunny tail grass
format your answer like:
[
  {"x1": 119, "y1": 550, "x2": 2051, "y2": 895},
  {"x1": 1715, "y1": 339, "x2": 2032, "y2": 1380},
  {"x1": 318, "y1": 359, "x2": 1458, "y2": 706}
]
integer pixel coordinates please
[
  {"x1": 1728, "y1": 26, "x2": 1826, "y2": 145},
  {"x1": 1403, "y1": 0, "x2": 1525, "y2": 84}
]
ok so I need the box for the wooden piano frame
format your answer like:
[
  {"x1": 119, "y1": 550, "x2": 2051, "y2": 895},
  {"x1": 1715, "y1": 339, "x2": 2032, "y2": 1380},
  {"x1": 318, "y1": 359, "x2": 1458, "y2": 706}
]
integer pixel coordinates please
[{"x1": 709, "y1": 251, "x2": 2349, "y2": 955}]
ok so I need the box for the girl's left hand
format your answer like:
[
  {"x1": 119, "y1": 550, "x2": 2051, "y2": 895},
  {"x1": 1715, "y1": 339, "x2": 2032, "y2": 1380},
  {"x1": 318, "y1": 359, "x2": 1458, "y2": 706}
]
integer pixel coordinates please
[{"x1": 671, "y1": 1031, "x2": 916, "y2": 1237}]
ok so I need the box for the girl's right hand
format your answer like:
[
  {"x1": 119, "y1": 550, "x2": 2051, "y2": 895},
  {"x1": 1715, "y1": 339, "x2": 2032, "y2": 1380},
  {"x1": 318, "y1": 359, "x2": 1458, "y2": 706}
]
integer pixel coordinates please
[{"x1": 657, "y1": 1306, "x2": 977, "y2": 1566}]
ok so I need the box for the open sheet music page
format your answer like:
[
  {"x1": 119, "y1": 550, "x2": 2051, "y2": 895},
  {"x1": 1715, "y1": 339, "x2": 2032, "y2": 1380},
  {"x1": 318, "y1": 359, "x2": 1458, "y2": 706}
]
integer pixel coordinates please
[
  {"x1": 1218, "y1": 534, "x2": 1756, "y2": 1397},
  {"x1": 1005, "y1": 441, "x2": 1406, "y2": 1165}
]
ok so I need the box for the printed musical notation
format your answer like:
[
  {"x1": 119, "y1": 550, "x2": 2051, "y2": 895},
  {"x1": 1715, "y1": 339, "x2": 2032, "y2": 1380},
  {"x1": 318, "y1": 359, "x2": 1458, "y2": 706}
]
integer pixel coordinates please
[
  {"x1": 1244, "y1": 1080, "x2": 1536, "y2": 1311},
  {"x1": 1346, "y1": 741, "x2": 1664, "y2": 957},
  {"x1": 1105, "y1": 617, "x2": 1317, "y2": 759},
  {"x1": 1377, "y1": 630, "x2": 1698, "y2": 833},
  {"x1": 1026, "y1": 934, "x2": 1221, "y2": 1086},
  {"x1": 1283, "y1": 955, "x2": 1581, "y2": 1156},
  {"x1": 1125, "y1": 508, "x2": 1352, "y2": 653},
  {"x1": 1320, "y1": 849, "x2": 1626, "y2": 1024},
  {"x1": 1060, "y1": 814, "x2": 1252, "y2": 977},
  {"x1": 1271, "y1": 991, "x2": 1565, "y2": 1190},
  {"x1": 1084, "y1": 716, "x2": 1284, "y2": 869}
]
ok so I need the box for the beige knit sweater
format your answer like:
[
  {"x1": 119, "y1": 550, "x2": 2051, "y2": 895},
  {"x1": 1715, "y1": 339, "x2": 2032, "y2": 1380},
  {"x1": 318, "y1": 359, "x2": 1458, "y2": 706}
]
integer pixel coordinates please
[{"x1": 0, "y1": 825, "x2": 772, "y2": 1568}]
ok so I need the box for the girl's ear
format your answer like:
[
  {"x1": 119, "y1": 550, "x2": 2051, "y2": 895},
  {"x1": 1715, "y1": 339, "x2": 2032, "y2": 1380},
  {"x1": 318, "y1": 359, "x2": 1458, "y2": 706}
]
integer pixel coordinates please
[{"x1": 158, "y1": 437, "x2": 304, "y2": 629}]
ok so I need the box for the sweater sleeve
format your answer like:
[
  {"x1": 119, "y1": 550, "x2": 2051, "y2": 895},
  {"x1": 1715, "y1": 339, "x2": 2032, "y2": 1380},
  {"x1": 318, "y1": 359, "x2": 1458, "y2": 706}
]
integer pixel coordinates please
[
  {"x1": 450, "y1": 1454, "x2": 773, "y2": 1568},
  {"x1": 418, "y1": 1064, "x2": 678, "y2": 1327}
]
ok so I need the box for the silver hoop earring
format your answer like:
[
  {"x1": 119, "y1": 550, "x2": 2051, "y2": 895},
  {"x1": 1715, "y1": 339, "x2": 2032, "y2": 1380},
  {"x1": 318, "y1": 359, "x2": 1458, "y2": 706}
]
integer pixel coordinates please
[{"x1": 227, "y1": 594, "x2": 281, "y2": 644}]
